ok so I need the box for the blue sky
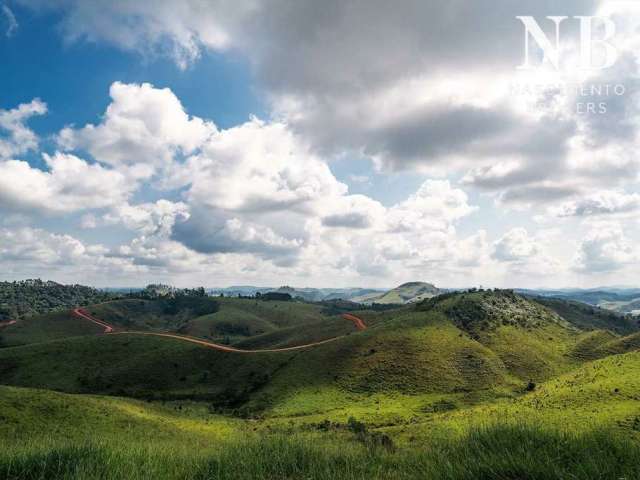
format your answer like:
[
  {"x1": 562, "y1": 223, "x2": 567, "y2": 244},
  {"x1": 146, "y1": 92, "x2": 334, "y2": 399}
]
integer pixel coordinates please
[{"x1": 1, "y1": 1, "x2": 639, "y2": 288}]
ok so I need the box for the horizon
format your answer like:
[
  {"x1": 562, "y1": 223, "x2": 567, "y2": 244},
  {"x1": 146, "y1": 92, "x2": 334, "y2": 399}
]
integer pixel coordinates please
[{"x1": 2, "y1": 277, "x2": 639, "y2": 293}]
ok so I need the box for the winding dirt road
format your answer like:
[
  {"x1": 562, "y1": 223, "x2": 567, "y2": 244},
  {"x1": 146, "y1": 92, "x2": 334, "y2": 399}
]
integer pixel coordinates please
[{"x1": 71, "y1": 308, "x2": 366, "y2": 353}]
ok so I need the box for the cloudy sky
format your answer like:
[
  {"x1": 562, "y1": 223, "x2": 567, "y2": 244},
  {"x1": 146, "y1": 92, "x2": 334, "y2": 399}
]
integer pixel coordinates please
[{"x1": 1, "y1": 0, "x2": 639, "y2": 288}]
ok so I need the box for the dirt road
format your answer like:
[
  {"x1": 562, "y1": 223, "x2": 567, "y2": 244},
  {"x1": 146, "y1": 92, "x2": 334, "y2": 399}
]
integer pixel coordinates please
[
  {"x1": 341, "y1": 313, "x2": 367, "y2": 331},
  {"x1": 0, "y1": 320, "x2": 17, "y2": 329},
  {"x1": 71, "y1": 309, "x2": 366, "y2": 353},
  {"x1": 73, "y1": 309, "x2": 114, "y2": 333}
]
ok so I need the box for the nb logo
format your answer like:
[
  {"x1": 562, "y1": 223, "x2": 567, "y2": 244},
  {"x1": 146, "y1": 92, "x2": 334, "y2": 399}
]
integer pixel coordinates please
[{"x1": 516, "y1": 16, "x2": 618, "y2": 71}]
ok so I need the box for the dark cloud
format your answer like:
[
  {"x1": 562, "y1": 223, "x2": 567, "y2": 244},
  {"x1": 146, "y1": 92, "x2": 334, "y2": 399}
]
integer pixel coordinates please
[
  {"x1": 322, "y1": 212, "x2": 371, "y2": 229},
  {"x1": 499, "y1": 184, "x2": 581, "y2": 204},
  {"x1": 171, "y1": 209, "x2": 302, "y2": 263},
  {"x1": 242, "y1": 0, "x2": 599, "y2": 95}
]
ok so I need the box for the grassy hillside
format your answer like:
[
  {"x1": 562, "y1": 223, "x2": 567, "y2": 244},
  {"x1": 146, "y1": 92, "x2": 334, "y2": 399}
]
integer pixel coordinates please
[
  {"x1": 83, "y1": 296, "x2": 332, "y2": 345},
  {"x1": 181, "y1": 297, "x2": 329, "y2": 342},
  {"x1": 0, "y1": 290, "x2": 626, "y2": 416},
  {"x1": 84, "y1": 296, "x2": 220, "y2": 332},
  {"x1": 0, "y1": 311, "x2": 104, "y2": 347},
  {"x1": 0, "y1": 334, "x2": 299, "y2": 405},
  {"x1": 400, "y1": 350, "x2": 640, "y2": 440},
  {"x1": 3, "y1": 350, "x2": 640, "y2": 479},
  {"x1": 0, "y1": 385, "x2": 239, "y2": 445},
  {"x1": 534, "y1": 296, "x2": 639, "y2": 334}
]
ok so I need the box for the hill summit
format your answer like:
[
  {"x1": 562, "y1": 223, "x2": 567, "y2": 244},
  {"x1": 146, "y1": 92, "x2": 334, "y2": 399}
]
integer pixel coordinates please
[
  {"x1": 352, "y1": 281, "x2": 440, "y2": 304},
  {"x1": 417, "y1": 289, "x2": 572, "y2": 336}
]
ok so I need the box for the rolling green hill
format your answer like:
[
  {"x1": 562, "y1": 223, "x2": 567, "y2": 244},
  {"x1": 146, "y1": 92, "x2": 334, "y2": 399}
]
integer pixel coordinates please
[
  {"x1": 2, "y1": 289, "x2": 640, "y2": 479},
  {"x1": 0, "y1": 310, "x2": 104, "y2": 348},
  {"x1": 84, "y1": 296, "x2": 220, "y2": 331},
  {"x1": 3, "y1": 350, "x2": 640, "y2": 479},
  {"x1": 2, "y1": 290, "x2": 629, "y2": 419}
]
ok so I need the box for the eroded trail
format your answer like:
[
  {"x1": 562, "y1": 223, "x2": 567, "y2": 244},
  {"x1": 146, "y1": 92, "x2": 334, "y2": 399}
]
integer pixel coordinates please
[
  {"x1": 341, "y1": 313, "x2": 367, "y2": 331},
  {"x1": 71, "y1": 309, "x2": 367, "y2": 353}
]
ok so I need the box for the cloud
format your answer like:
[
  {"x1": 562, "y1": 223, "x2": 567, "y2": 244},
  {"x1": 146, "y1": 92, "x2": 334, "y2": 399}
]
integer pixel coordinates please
[
  {"x1": 492, "y1": 227, "x2": 560, "y2": 276},
  {"x1": 387, "y1": 180, "x2": 476, "y2": 233},
  {"x1": 0, "y1": 152, "x2": 133, "y2": 214},
  {"x1": 58, "y1": 81, "x2": 215, "y2": 179},
  {"x1": 173, "y1": 213, "x2": 303, "y2": 265},
  {"x1": 549, "y1": 190, "x2": 640, "y2": 218},
  {"x1": 493, "y1": 228, "x2": 540, "y2": 262},
  {"x1": 573, "y1": 224, "x2": 639, "y2": 273},
  {"x1": 2, "y1": 4, "x2": 18, "y2": 37},
  {"x1": 16, "y1": 0, "x2": 251, "y2": 69},
  {"x1": 0, "y1": 227, "x2": 89, "y2": 265},
  {"x1": 0, "y1": 99, "x2": 47, "y2": 160},
  {"x1": 101, "y1": 200, "x2": 191, "y2": 236}
]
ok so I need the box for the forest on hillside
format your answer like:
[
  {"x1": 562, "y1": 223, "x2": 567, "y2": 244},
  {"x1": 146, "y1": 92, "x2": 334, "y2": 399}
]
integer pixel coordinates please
[{"x1": 0, "y1": 279, "x2": 115, "y2": 321}]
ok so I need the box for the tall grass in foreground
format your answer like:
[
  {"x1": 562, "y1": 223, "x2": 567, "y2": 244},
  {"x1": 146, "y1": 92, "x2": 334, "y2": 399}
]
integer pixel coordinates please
[{"x1": 1, "y1": 424, "x2": 638, "y2": 480}]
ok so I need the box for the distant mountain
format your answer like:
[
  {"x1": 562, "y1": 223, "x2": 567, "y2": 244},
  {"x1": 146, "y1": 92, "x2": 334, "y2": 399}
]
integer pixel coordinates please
[
  {"x1": 352, "y1": 281, "x2": 441, "y2": 305},
  {"x1": 207, "y1": 286, "x2": 386, "y2": 302},
  {"x1": 518, "y1": 288, "x2": 640, "y2": 316}
]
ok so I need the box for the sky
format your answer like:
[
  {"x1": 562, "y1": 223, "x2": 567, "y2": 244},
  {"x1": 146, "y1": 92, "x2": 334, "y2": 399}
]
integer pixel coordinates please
[{"x1": 0, "y1": 0, "x2": 639, "y2": 289}]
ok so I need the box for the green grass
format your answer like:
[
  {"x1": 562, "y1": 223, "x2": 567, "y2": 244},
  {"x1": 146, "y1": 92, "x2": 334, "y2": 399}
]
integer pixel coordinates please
[
  {"x1": 0, "y1": 311, "x2": 103, "y2": 347},
  {"x1": 2, "y1": 383, "x2": 640, "y2": 480},
  {"x1": 0, "y1": 334, "x2": 301, "y2": 405},
  {"x1": 182, "y1": 297, "x2": 333, "y2": 345},
  {"x1": 84, "y1": 297, "x2": 220, "y2": 332},
  {"x1": 570, "y1": 330, "x2": 640, "y2": 360},
  {"x1": 1, "y1": 413, "x2": 639, "y2": 479},
  {"x1": 0, "y1": 386, "x2": 238, "y2": 446}
]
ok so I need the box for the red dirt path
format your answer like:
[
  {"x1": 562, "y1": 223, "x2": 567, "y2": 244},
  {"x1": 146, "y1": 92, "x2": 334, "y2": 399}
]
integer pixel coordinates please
[
  {"x1": 73, "y1": 308, "x2": 114, "y2": 333},
  {"x1": 341, "y1": 313, "x2": 367, "y2": 331},
  {"x1": 71, "y1": 309, "x2": 366, "y2": 353},
  {"x1": 0, "y1": 320, "x2": 17, "y2": 329}
]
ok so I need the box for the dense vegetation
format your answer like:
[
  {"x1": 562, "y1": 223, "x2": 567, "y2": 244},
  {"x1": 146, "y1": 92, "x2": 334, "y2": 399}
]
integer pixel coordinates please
[{"x1": 0, "y1": 279, "x2": 113, "y2": 321}]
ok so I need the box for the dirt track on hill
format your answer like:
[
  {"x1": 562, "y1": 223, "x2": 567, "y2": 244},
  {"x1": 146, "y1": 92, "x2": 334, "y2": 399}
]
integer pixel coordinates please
[
  {"x1": 71, "y1": 309, "x2": 366, "y2": 353},
  {"x1": 341, "y1": 313, "x2": 367, "y2": 331},
  {"x1": 73, "y1": 309, "x2": 114, "y2": 333}
]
